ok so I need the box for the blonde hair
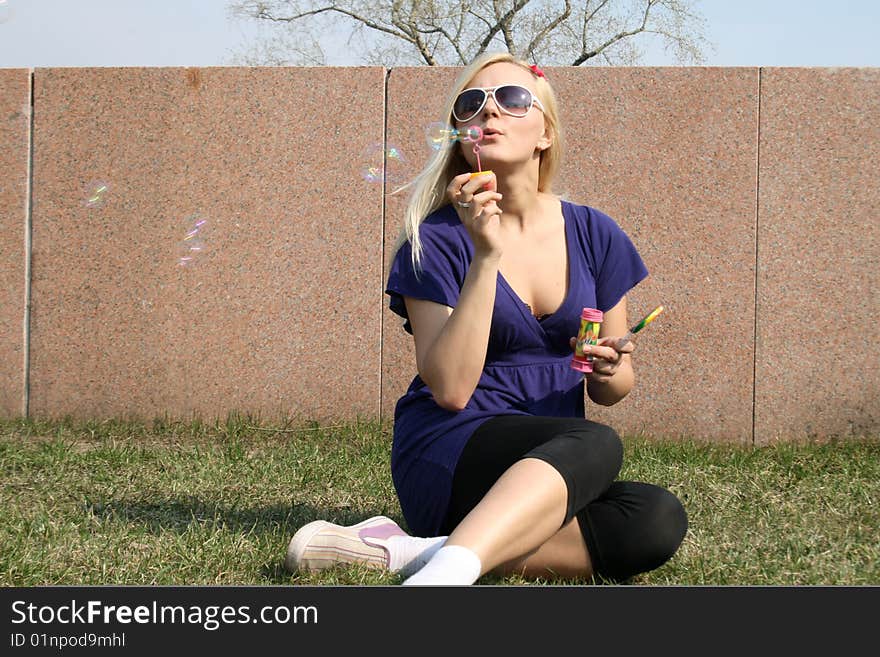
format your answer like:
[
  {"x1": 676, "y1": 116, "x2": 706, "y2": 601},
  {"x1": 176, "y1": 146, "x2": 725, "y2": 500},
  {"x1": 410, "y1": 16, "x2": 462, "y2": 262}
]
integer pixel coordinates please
[{"x1": 391, "y1": 52, "x2": 564, "y2": 274}]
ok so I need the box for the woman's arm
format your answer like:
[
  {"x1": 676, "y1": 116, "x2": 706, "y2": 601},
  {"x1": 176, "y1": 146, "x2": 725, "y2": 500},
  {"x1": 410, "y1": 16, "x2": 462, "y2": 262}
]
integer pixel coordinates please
[
  {"x1": 404, "y1": 252, "x2": 500, "y2": 411},
  {"x1": 403, "y1": 171, "x2": 505, "y2": 412},
  {"x1": 584, "y1": 295, "x2": 636, "y2": 406}
]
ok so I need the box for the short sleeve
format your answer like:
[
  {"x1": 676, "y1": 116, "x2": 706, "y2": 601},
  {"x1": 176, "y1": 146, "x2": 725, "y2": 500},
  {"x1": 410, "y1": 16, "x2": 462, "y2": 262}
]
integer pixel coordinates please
[
  {"x1": 385, "y1": 210, "x2": 469, "y2": 334},
  {"x1": 584, "y1": 206, "x2": 649, "y2": 312}
]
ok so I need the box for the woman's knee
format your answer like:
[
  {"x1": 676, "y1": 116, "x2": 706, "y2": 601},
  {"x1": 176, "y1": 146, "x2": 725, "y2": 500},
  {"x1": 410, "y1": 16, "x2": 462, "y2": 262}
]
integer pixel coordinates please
[
  {"x1": 585, "y1": 482, "x2": 688, "y2": 582},
  {"x1": 524, "y1": 421, "x2": 624, "y2": 516},
  {"x1": 543, "y1": 420, "x2": 622, "y2": 473},
  {"x1": 590, "y1": 422, "x2": 624, "y2": 474},
  {"x1": 625, "y1": 484, "x2": 688, "y2": 576},
  {"x1": 649, "y1": 486, "x2": 688, "y2": 559},
  {"x1": 562, "y1": 421, "x2": 623, "y2": 484}
]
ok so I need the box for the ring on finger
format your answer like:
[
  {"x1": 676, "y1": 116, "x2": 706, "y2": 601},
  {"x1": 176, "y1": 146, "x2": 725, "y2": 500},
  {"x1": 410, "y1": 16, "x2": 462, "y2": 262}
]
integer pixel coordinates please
[{"x1": 457, "y1": 200, "x2": 471, "y2": 208}]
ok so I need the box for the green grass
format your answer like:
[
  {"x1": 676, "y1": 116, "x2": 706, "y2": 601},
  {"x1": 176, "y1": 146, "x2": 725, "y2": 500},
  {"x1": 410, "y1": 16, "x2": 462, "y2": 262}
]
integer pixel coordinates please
[{"x1": 0, "y1": 414, "x2": 877, "y2": 586}]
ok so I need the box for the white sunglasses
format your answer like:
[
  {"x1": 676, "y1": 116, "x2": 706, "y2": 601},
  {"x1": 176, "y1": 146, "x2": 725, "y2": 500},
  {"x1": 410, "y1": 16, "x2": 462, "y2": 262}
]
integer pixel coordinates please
[{"x1": 452, "y1": 84, "x2": 546, "y2": 123}]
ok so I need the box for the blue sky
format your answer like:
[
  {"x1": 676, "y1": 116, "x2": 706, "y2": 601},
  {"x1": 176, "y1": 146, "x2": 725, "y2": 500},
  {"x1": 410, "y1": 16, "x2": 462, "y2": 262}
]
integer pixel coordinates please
[{"x1": 1, "y1": 0, "x2": 879, "y2": 68}]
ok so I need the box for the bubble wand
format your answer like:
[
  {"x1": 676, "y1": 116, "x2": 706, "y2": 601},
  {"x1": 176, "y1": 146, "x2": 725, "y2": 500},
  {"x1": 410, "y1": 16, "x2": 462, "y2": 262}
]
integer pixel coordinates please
[
  {"x1": 424, "y1": 122, "x2": 493, "y2": 180},
  {"x1": 465, "y1": 126, "x2": 493, "y2": 180},
  {"x1": 617, "y1": 305, "x2": 664, "y2": 349}
]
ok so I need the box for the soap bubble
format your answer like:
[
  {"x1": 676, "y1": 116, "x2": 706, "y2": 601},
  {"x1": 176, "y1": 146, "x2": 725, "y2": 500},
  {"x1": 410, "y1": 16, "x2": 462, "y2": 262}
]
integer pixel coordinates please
[
  {"x1": 463, "y1": 125, "x2": 483, "y2": 143},
  {"x1": 426, "y1": 122, "x2": 456, "y2": 151},
  {"x1": 360, "y1": 143, "x2": 406, "y2": 185},
  {"x1": 177, "y1": 215, "x2": 208, "y2": 267},
  {"x1": 82, "y1": 181, "x2": 110, "y2": 208},
  {"x1": 424, "y1": 122, "x2": 483, "y2": 151}
]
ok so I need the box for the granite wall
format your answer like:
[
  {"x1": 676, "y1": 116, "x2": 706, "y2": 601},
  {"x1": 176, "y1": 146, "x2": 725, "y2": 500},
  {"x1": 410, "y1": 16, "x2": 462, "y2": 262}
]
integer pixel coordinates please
[{"x1": 1, "y1": 66, "x2": 877, "y2": 444}]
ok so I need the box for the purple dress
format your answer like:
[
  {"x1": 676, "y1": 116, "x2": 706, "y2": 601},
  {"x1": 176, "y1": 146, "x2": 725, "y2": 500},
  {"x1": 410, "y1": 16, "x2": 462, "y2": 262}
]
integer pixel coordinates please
[{"x1": 385, "y1": 200, "x2": 648, "y2": 536}]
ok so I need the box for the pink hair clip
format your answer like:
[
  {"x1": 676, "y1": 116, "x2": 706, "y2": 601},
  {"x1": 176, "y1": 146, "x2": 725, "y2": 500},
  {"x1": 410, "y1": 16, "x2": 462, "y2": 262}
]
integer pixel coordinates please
[{"x1": 529, "y1": 64, "x2": 545, "y2": 78}]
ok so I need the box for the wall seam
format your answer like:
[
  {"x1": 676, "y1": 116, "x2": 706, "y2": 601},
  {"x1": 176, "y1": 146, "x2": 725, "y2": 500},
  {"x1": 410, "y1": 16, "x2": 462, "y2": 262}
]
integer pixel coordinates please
[
  {"x1": 751, "y1": 67, "x2": 763, "y2": 446},
  {"x1": 22, "y1": 69, "x2": 34, "y2": 418},
  {"x1": 378, "y1": 67, "x2": 390, "y2": 421}
]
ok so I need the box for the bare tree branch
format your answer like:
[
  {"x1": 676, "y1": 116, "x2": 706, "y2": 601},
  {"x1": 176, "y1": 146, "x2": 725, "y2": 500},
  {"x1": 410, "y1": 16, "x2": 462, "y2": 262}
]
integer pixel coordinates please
[
  {"x1": 478, "y1": 0, "x2": 530, "y2": 57},
  {"x1": 226, "y1": 0, "x2": 710, "y2": 67},
  {"x1": 525, "y1": 0, "x2": 571, "y2": 62},
  {"x1": 389, "y1": 5, "x2": 438, "y2": 64},
  {"x1": 582, "y1": 0, "x2": 612, "y2": 48},
  {"x1": 413, "y1": 3, "x2": 469, "y2": 64},
  {"x1": 495, "y1": 0, "x2": 517, "y2": 54},
  {"x1": 574, "y1": 0, "x2": 653, "y2": 65},
  {"x1": 258, "y1": 1, "x2": 415, "y2": 44}
]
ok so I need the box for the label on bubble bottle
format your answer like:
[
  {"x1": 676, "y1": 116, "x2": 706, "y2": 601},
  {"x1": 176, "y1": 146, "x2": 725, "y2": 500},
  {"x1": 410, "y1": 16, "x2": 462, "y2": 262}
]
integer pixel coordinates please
[{"x1": 571, "y1": 308, "x2": 603, "y2": 373}]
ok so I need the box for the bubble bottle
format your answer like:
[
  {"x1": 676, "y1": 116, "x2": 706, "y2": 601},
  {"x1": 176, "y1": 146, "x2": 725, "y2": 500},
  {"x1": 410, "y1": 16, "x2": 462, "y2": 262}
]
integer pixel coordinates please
[{"x1": 571, "y1": 307, "x2": 604, "y2": 373}]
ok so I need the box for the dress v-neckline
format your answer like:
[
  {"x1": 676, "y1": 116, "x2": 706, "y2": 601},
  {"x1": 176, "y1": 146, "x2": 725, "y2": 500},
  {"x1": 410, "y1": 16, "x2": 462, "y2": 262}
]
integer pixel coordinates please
[{"x1": 497, "y1": 200, "x2": 574, "y2": 333}]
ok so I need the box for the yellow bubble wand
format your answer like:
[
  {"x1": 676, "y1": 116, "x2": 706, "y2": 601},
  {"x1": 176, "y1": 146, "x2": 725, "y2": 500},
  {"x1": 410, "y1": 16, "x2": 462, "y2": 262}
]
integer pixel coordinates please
[{"x1": 617, "y1": 305, "x2": 664, "y2": 349}]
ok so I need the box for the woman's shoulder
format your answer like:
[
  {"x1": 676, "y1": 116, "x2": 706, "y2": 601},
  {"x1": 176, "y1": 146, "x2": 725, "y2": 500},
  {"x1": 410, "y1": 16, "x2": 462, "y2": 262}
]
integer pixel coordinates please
[
  {"x1": 559, "y1": 197, "x2": 619, "y2": 229},
  {"x1": 418, "y1": 204, "x2": 469, "y2": 246},
  {"x1": 422, "y1": 203, "x2": 462, "y2": 229}
]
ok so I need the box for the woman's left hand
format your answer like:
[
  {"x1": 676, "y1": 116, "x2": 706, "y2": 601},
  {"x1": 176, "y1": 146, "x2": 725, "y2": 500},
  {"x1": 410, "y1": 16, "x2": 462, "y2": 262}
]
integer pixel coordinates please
[{"x1": 568, "y1": 335, "x2": 634, "y2": 381}]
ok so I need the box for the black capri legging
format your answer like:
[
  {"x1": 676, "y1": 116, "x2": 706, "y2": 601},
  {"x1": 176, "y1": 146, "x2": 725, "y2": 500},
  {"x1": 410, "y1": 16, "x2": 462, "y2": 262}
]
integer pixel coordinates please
[{"x1": 441, "y1": 415, "x2": 688, "y2": 582}]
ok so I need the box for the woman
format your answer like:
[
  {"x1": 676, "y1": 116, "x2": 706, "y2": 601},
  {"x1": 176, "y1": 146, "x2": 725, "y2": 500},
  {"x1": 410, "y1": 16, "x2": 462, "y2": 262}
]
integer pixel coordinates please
[{"x1": 286, "y1": 52, "x2": 687, "y2": 585}]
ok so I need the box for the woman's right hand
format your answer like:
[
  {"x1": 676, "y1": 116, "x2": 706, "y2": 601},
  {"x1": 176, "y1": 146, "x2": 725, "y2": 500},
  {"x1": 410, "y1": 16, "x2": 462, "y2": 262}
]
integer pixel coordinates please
[{"x1": 447, "y1": 172, "x2": 504, "y2": 258}]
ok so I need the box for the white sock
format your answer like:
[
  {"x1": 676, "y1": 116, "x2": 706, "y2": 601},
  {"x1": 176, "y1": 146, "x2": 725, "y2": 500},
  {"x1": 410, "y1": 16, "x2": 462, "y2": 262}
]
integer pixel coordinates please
[
  {"x1": 401, "y1": 545, "x2": 482, "y2": 586},
  {"x1": 386, "y1": 535, "x2": 447, "y2": 577}
]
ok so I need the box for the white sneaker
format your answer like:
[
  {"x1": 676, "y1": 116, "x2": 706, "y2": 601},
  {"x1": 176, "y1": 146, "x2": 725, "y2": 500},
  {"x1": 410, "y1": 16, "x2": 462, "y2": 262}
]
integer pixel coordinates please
[{"x1": 284, "y1": 515, "x2": 408, "y2": 573}]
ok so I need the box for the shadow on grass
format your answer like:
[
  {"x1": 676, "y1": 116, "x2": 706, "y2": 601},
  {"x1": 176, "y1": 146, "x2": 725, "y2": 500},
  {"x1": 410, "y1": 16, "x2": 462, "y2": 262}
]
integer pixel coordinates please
[
  {"x1": 85, "y1": 496, "x2": 406, "y2": 534},
  {"x1": 82, "y1": 498, "x2": 620, "y2": 586},
  {"x1": 83, "y1": 497, "x2": 408, "y2": 584}
]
